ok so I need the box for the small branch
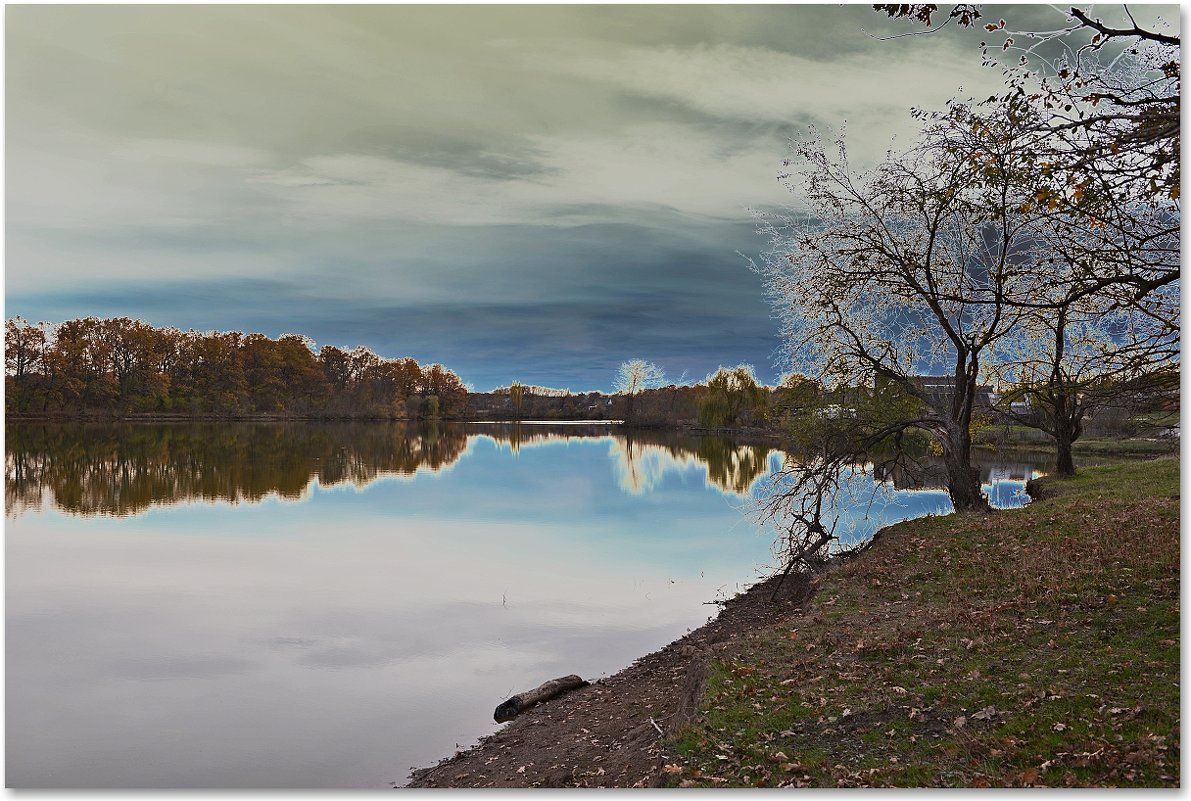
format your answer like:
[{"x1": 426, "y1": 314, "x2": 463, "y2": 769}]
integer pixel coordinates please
[{"x1": 1069, "y1": 7, "x2": 1180, "y2": 46}]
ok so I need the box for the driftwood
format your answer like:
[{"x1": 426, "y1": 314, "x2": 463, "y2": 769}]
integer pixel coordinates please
[{"x1": 494, "y1": 675, "x2": 588, "y2": 722}]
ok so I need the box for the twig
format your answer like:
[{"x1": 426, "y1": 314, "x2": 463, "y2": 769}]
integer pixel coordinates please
[{"x1": 648, "y1": 717, "x2": 664, "y2": 736}]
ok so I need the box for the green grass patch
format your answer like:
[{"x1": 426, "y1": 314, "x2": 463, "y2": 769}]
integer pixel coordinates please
[{"x1": 669, "y1": 457, "x2": 1179, "y2": 787}]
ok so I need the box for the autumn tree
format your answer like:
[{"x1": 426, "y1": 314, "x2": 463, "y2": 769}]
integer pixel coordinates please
[
  {"x1": 420, "y1": 363, "x2": 468, "y2": 418},
  {"x1": 44, "y1": 318, "x2": 117, "y2": 409},
  {"x1": 929, "y1": 97, "x2": 1180, "y2": 476},
  {"x1": 5, "y1": 317, "x2": 472, "y2": 420},
  {"x1": 5, "y1": 317, "x2": 48, "y2": 412},
  {"x1": 987, "y1": 228, "x2": 1178, "y2": 476},
  {"x1": 319, "y1": 345, "x2": 353, "y2": 390}
]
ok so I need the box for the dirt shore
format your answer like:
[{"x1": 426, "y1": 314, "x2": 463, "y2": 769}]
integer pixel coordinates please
[{"x1": 406, "y1": 571, "x2": 816, "y2": 788}]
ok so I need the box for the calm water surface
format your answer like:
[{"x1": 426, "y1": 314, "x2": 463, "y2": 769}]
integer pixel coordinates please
[{"x1": 5, "y1": 422, "x2": 1043, "y2": 788}]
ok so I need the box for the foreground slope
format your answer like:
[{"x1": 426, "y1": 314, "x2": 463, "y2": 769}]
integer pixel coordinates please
[
  {"x1": 672, "y1": 457, "x2": 1180, "y2": 787},
  {"x1": 409, "y1": 457, "x2": 1179, "y2": 787}
]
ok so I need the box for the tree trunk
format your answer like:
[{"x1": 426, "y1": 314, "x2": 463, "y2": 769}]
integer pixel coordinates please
[
  {"x1": 1054, "y1": 434, "x2": 1076, "y2": 477},
  {"x1": 942, "y1": 421, "x2": 988, "y2": 512},
  {"x1": 1050, "y1": 392, "x2": 1080, "y2": 478},
  {"x1": 493, "y1": 675, "x2": 589, "y2": 722}
]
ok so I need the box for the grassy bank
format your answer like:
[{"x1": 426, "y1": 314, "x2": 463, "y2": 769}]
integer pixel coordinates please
[
  {"x1": 1072, "y1": 437, "x2": 1180, "y2": 458},
  {"x1": 669, "y1": 457, "x2": 1179, "y2": 787},
  {"x1": 974, "y1": 432, "x2": 1178, "y2": 461}
]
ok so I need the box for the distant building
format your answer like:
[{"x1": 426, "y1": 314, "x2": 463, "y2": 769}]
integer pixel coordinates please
[{"x1": 905, "y1": 375, "x2": 996, "y2": 409}]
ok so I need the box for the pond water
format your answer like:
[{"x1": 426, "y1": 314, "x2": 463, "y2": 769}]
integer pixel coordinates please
[{"x1": 5, "y1": 422, "x2": 1043, "y2": 788}]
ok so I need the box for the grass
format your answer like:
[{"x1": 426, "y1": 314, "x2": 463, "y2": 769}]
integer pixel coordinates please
[
  {"x1": 1073, "y1": 437, "x2": 1179, "y2": 458},
  {"x1": 668, "y1": 457, "x2": 1179, "y2": 787},
  {"x1": 975, "y1": 432, "x2": 1177, "y2": 460}
]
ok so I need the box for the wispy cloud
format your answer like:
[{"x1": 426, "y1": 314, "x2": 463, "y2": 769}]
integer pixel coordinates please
[{"x1": 526, "y1": 41, "x2": 1004, "y2": 169}]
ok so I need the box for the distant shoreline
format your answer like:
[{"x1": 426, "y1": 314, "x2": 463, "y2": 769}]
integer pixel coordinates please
[
  {"x1": 5, "y1": 411, "x2": 455, "y2": 423},
  {"x1": 3, "y1": 413, "x2": 780, "y2": 439}
]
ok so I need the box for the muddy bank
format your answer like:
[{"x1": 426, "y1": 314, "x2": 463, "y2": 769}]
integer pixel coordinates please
[{"x1": 406, "y1": 572, "x2": 815, "y2": 788}]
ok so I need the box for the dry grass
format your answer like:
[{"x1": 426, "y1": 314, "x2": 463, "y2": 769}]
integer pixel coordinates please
[{"x1": 670, "y1": 457, "x2": 1179, "y2": 787}]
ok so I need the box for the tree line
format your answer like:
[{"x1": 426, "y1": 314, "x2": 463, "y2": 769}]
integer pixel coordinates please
[{"x1": 4, "y1": 316, "x2": 468, "y2": 419}]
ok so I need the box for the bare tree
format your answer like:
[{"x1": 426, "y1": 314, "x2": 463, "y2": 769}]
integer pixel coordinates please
[
  {"x1": 756, "y1": 107, "x2": 1059, "y2": 511},
  {"x1": 987, "y1": 231, "x2": 1178, "y2": 476},
  {"x1": 613, "y1": 359, "x2": 665, "y2": 424},
  {"x1": 877, "y1": 4, "x2": 1180, "y2": 292}
]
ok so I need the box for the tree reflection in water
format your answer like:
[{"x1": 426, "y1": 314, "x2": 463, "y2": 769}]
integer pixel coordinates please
[{"x1": 5, "y1": 422, "x2": 779, "y2": 518}]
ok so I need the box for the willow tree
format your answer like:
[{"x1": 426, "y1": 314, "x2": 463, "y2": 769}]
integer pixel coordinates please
[
  {"x1": 698, "y1": 364, "x2": 768, "y2": 428},
  {"x1": 757, "y1": 109, "x2": 1051, "y2": 511}
]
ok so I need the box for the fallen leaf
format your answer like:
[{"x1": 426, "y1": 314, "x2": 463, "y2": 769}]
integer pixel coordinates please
[
  {"x1": 972, "y1": 706, "x2": 997, "y2": 721},
  {"x1": 662, "y1": 764, "x2": 683, "y2": 775}
]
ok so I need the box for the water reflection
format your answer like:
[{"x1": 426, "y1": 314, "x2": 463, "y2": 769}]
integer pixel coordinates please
[
  {"x1": 6, "y1": 422, "x2": 1049, "y2": 788},
  {"x1": 757, "y1": 454, "x2": 1043, "y2": 552},
  {"x1": 5, "y1": 423, "x2": 779, "y2": 518},
  {"x1": 870, "y1": 458, "x2": 1040, "y2": 498},
  {"x1": 872, "y1": 458, "x2": 1039, "y2": 514},
  {"x1": 6, "y1": 422, "x2": 780, "y2": 788}
]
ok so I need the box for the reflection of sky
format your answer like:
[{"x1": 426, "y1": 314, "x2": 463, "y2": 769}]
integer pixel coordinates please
[
  {"x1": 7, "y1": 436, "x2": 774, "y2": 789},
  {"x1": 7, "y1": 435, "x2": 1045, "y2": 788},
  {"x1": 756, "y1": 461, "x2": 1040, "y2": 549}
]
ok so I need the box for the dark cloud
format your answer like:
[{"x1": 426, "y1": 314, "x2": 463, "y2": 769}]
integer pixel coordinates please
[{"x1": 10, "y1": 218, "x2": 780, "y2": 391}]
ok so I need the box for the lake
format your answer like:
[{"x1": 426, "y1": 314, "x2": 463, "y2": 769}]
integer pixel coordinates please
[{"x1": 5, "y1": 421, "x2": 1044, "y2": 788}]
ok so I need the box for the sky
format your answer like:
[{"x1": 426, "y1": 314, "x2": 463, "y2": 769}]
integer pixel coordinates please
[{"x1": 6, "y1": 4, "x2": 1175, "y2": 392}]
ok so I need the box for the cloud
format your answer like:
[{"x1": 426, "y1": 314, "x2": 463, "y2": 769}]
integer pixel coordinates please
[
  {"x1": 2, "y1": 5, "x2": 1073, "y2": 389},
  {"x1": 525, "y1": 41, "x2": 1007, "y2": 170},
  {"x1": 242, "y1": 121, "x2": 792, "y2": 230}
]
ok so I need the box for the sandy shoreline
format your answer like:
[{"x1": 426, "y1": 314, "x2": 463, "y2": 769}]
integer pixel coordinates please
[{"x1": 406, "y1": 570, "x2": 817, "y2": 788}]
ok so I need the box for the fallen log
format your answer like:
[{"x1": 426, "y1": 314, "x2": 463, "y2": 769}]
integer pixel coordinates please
[{"x1": 494, "y1": 674, "x2": 589, "y2": 722}]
